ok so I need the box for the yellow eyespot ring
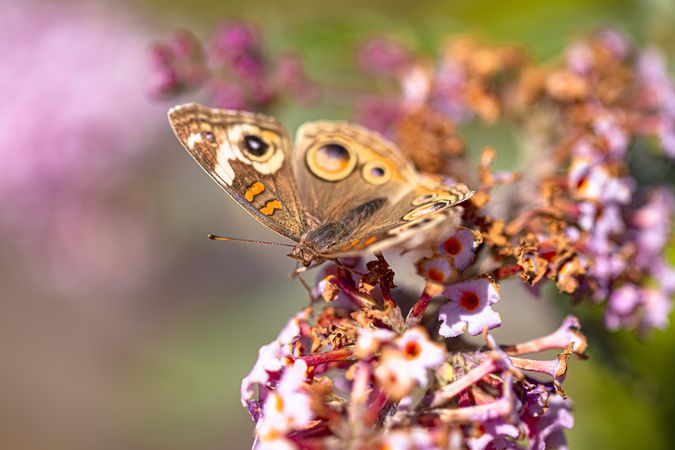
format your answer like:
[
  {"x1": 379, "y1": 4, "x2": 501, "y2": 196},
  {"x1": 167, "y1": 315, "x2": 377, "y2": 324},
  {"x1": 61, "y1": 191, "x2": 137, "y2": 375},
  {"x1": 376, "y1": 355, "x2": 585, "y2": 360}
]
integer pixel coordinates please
[
  {"x1": 361, "y1": 161, "x2": 391, "y2": 185},
  {"x1": 306, "y1": 141, "x2": 357, "y2": 181}
]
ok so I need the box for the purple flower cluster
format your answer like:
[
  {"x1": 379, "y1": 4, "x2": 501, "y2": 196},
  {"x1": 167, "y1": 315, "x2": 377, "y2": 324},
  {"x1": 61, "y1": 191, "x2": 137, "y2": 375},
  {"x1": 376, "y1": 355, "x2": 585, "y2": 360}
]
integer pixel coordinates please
[
  {"x1": 0, "y1": 1, "x2": 164, "y2": 295},
  {"x1": 148, "y1": 21, "x2": 318, "y2": 110},
  {"x1": 241, "y1": 258, "x2": 585, "y2": 450}
]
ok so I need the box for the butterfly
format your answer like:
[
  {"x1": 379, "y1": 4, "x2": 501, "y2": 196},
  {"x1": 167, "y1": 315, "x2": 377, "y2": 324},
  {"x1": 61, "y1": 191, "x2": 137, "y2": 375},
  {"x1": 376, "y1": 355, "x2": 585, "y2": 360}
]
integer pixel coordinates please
[{"x1": 168, "y1": 103, "x2": 474, "y2": 267}]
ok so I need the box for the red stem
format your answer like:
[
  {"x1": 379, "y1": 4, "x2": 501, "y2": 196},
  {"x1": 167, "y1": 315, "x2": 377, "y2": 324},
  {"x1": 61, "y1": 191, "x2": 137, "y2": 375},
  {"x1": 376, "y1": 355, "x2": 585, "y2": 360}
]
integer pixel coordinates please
[
  {"x1": 405, "y1": 281, "x2": 440, "y2": 328},
  {"x1": 300, "y1": 347, "x2": 355, "y2": 367}
]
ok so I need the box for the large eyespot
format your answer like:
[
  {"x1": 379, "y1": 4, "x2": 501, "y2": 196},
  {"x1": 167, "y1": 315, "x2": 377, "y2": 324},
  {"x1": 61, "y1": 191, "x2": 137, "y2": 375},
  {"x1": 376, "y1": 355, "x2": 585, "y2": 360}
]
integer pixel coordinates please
[
  {"x1": 306, "y1": 142, "x2": 357, "y2": 181},
  {"x1": 241, "y1": 134, "x2": 272, "y2": 161},
  {"x1": 412, "y1": 192, "x2": 438, "y2": 206},
  {"x1": 362, "y1": 161, "x2": 391, "y2": 185},
  {"x1": 225, "y1": 124, "x2": 285, "y2": 176},
  {"x1": 402, "y1": 200, "x2": 450, "y2": 221}
]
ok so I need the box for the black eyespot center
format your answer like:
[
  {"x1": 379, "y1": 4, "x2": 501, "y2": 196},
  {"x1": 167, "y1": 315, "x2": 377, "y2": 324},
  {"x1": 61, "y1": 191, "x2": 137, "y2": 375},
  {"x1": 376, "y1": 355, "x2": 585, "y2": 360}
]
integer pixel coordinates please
[
  {"x1": 204, "y1": 132, "x2": 215, "y2": 143},
  {"x1": 243, "y1": 135, "x2": 269, "y2": 157},
  {"x1": 370, "y1": 166, "x2": 386, "y2": 177},
  {"x1": 319, "y1": 143, "x2": 350, "y2": 161}
]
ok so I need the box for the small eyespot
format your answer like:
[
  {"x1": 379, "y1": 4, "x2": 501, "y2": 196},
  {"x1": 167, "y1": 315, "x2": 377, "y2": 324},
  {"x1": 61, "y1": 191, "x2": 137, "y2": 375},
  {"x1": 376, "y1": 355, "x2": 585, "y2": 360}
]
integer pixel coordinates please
[
  {"x1": 362, "y1": 161, "x2": 391, "y2": 185},
  {"x1": 243, "y1": 135, "x2": 269, "y2": 157},
  {"x1": 306, "y1": 142, "x2": 357, "y2": 181},
  {"x1": 203, "y1": 132, "x2": 216, "y2": 143},
  {"x1": 412, "y1": 192, "x2": 437, "y2": 206}
]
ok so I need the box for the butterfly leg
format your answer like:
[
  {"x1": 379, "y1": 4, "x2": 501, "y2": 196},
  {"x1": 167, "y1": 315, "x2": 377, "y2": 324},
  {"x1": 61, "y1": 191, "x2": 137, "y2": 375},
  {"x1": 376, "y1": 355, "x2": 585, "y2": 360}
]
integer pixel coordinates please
[{"x1": 290, "y1": 262, "x2": 316, "y2": 303}]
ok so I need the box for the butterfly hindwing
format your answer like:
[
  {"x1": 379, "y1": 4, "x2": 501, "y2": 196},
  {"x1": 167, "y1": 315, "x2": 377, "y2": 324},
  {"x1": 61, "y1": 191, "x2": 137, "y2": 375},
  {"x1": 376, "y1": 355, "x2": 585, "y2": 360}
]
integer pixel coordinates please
[
  {"x1": 292, "y1": 121, "x2": 473, "y2": 256},
  {"x1": 168, "y1": 103, "x2": 306, "y2": 240},
  {"x1": 292, "y1": 121, "x2": 417, "y2": 232},
  {"x1": 323, "y1": 176, "x2": 473, "y2": 256}
]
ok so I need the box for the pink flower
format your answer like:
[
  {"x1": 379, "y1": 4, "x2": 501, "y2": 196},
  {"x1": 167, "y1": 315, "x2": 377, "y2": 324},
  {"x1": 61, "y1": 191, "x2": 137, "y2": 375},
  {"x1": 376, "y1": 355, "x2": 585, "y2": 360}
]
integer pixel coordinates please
[
  {"x1": 356, "y1": 37, "x2": 412, "y2": 75},
  {"x1": 256, "y1": 360, "x2": 312, "y2": 440},
  {"x1": 378, "y1": 428, "x2": 435, "y2": 449},
  {"x1": 637, "y1": 48, "x2": 675, "y2": 157},
  {"x1": 432, "y1": 59, "x2": 472, "y2": 122},
  {"x1": 255, "y1": 438, "x2": 298, "y2": 450},
  {"x1": 393, "y1": 328, "x2": 446, "y2": 385},
  {"x1": 353, "y1": 96, "x2": 406, "y2": 137},
  {"x1": 436, "y1": 227, "x2": 480, "y2": 270},
  {"x1": 241, "y1": 311, "x2": 306, "y2": 408},
  {"x1": 566, "y1": 42, "x2": 594, "y2": 75},
  {"x1": 355, "y1": 327, "x2": 396, "y2": 357},
  {"x1": 523, "y1": 391, "x2": 574, "y2": 450},
  {"x1": 641, "y1": 288, "x2": 672, "y2": 332},
  {"x1": 593, "y1": 115, "x2": 629, "y2": 157},
  {"x1": 605, "y1": 284, "x2": 641, "y2": 330},
  {"x1": 374, "y1": 328, "x2": 446, "y2": 399},
  {"x1": 466, "y1": 420, "x2": 520, "y2": 450},
  {"x1": 416, "y1": 255, "x2": 459, "y2": 284},
  {"x1": 632, "y1": 188, "x2": 674, "y2": 267},
  {"x1": 438, "y1": 277, "x2": 502, "y2": 337}
]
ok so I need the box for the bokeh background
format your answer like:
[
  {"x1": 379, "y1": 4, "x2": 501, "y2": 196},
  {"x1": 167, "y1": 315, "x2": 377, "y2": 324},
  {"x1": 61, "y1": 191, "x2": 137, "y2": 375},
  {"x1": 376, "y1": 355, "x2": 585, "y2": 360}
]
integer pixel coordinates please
[{"x1": 1, "y1": 0, "x2": 674, "y2": 449}]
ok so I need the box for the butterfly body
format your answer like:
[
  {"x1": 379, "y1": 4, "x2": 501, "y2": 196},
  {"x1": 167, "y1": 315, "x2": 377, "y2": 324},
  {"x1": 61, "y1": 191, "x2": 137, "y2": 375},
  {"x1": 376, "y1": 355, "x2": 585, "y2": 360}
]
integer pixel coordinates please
[{"x1": 168, "y1": 103, "x2": 473, "y2": 266}]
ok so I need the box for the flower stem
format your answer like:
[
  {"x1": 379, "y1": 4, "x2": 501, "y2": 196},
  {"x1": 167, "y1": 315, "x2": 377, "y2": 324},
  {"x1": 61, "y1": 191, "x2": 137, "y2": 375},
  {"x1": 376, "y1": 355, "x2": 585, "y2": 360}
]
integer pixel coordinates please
[
  {"x1": 405, "y1": 281, "x2": 443, "y2": 328},
  {"x1": 300, "y1": 347, "x2": 355, "y2": 367}
]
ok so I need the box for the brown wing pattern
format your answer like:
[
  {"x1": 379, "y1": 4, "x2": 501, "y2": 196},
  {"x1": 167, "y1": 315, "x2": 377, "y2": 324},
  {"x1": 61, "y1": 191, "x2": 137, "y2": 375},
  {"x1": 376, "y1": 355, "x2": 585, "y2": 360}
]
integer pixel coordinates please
[
  {"x1": 168, "y1": 103, "x2": 306, "y2": 240},
  {"x1": 292, "y1": 122, "x2": 417, "y2": 227},
  {"x1": 292, "y1": 121, "x2": 473, "y2": 256},
  {"x1": 320, "y1": 177, "x2": 473, "y2": 257}
]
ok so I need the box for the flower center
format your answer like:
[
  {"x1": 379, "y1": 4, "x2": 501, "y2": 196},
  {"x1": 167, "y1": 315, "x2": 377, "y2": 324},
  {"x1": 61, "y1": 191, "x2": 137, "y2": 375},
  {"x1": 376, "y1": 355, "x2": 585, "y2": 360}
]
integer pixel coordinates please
[
  {"x1": 444, "y1": 237, "x2": 462, "y2": 255},
  {"x1": 428, "y1": 267, "x2": 445, "y2": 282},
  {"x1": 459, "y1": 290, "x2": 480, "y2": 311},
  {"x1": 403, "y1": 341, "x2": 421, "y2": 359},
  {"x1": 273, "y1": 393, "x2": 285, "y2": 413}
]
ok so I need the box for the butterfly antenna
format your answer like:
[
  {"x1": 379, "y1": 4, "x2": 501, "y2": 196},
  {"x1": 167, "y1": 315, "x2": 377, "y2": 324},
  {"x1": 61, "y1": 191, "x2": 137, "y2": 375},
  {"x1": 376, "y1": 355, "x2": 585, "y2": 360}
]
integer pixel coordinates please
[{"x1": 208, "y1": 234, "x2": 295, "y2": 248}]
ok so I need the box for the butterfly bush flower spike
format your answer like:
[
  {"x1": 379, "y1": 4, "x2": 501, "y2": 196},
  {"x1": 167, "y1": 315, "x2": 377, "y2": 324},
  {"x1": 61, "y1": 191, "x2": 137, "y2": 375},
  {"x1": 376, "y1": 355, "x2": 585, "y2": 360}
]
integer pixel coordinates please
[
  {"x1": 149, "y1": 21, "x2": 318, "y2": 111},
  {"x1": 236, "y1": 260, "x2": 584, "y2": 449}
]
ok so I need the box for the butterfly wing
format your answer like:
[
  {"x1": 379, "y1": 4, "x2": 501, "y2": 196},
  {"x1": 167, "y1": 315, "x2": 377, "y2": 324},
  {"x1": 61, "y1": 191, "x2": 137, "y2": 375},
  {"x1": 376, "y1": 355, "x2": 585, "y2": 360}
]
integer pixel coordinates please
[
  {"x1": 169, "y1": 103, "x2": 306, "y2": 240},
  {"x1": 322, "y1": 175, "x2": 473, "y2": 257},
  {"x1": 292, "y1": 121, "x2": 473, "y2": 256}
]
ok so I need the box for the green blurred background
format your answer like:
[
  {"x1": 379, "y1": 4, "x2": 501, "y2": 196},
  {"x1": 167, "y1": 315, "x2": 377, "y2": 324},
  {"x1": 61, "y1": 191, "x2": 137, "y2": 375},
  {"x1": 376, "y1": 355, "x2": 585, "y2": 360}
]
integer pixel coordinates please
[{"x1": 1, "y1": 0, "x2": 674, "y2": 449}]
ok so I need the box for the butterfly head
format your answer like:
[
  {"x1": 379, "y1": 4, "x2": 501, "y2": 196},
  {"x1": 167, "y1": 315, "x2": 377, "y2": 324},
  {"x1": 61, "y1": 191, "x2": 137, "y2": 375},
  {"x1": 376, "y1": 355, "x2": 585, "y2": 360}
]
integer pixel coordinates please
[{"x1": 289, "y1": 244, "x2": 323, "y2": 267}]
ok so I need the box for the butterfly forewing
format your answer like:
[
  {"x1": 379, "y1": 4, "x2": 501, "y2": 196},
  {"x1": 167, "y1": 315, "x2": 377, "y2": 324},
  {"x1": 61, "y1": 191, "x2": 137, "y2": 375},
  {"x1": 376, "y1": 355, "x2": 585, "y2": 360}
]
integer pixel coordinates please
[{"x1": 168, "y1": 103, "x2": 306, "y2": 241}]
